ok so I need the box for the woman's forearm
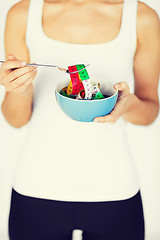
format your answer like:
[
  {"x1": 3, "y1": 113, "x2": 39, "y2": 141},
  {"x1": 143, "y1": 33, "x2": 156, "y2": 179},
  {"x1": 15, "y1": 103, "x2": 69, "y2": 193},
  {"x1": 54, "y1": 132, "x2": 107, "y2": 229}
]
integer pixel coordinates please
[
  {"x1": 122, "y1": 93, "x2": 159, "y2": 125},
  {"x1": 1, "y1": 84, "x2": 34, "y2": 128}
]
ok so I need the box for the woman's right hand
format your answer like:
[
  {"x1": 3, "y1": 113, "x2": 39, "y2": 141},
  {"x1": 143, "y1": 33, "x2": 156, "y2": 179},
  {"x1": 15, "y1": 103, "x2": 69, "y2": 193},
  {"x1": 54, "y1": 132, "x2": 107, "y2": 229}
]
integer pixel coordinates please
[{"x1": 0, "y1": 54, "x2": 37, "y2": 95}]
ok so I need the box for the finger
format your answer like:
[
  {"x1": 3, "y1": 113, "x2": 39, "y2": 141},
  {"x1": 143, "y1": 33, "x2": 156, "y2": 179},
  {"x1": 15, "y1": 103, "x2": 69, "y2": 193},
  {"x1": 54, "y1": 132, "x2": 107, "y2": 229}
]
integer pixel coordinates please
[
  {"x1": 104, "y1": 97, "x2": 129, "y2": 123},
  {"x1": 113, "y1": 81, "x2": 130, "y2": 95},
  {"x1": 94, "y1": 113, "x2": 119, "y2": 123},
  {"x1": 10, "y1": 76, "x2": 34, "y2": 94},
  {"x1": 93, "y1": 98, "x2": 127, "y2": 123},
  {"x1": 1, "y1": 60, "x2": 26, "y2": 72},
  {"x1": 93, "y1": 83, "x2": 130, "y2": 124},
  {"x1": 94, "y1": 114, "x2": 113, "y2": 123},
  {"x1": 0, "y1": 54, "x2": 17, "y2": 73},
  {"x1": 5, "y1": 70, "x2": 37, "y2": 91},
  {"x1": 2, "y1": 66, "x2": 37, "y2": 84}
]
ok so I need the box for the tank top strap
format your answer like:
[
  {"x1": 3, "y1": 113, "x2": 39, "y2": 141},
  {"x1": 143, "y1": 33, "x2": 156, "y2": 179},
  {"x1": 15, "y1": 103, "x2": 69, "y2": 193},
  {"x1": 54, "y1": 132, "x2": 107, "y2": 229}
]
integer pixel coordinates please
[
  {"x1": 26, "y1": 0, "x2": 44, "y2": 48},
  {"x1": 121, "y1": 0, "x2": 138, "y2": 52}
]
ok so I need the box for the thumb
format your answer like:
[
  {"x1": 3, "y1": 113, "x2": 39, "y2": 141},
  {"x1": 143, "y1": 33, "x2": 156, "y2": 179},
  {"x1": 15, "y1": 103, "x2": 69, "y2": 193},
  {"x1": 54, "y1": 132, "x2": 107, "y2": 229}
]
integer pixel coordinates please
[
  {"x1": 113, "y1": 81, "x2": 130, "y2": 95},
  {"x1": 7, "y1": 54, "x2": 17, "y2": 61}
]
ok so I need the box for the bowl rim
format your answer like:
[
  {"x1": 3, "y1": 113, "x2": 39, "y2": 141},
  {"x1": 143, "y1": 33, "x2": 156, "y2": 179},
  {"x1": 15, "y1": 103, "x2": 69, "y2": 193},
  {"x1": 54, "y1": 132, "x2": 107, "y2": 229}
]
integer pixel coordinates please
[{"x1": 55, "y1": 89, "x2": 118, "y2": 102}]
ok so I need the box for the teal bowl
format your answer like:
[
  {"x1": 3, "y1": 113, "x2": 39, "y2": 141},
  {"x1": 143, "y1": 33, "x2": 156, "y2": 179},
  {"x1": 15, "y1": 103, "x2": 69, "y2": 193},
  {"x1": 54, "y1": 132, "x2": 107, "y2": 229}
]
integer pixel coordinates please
[{"x1": 55, "y1": 87, "x2": 118, "y2": 122}]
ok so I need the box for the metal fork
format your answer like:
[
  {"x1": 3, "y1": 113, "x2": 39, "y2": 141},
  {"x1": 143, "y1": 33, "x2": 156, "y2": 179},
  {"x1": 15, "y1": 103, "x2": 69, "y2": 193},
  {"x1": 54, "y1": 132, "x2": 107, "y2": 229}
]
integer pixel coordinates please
[{"x1": 0, "y1": 61, "x2": 90, "y2": 74}]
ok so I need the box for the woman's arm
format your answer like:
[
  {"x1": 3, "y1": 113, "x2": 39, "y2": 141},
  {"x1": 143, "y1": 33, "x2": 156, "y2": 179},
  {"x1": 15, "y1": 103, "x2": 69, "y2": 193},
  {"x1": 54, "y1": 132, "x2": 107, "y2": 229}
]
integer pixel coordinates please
[
  {"x1": 0, "y1": 0, "x2": 37, "y2": 128},
  {"x1": 122, "y1": 2, "x2": 160, "y2": 125},
  {"x1": 94, "y1": 3, "x2": 160, "y2": 125}
]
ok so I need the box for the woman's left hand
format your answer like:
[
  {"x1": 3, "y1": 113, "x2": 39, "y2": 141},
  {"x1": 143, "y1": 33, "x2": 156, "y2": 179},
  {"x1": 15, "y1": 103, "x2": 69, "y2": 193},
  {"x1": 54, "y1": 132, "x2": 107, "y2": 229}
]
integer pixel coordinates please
[{"x1": 93, "y1": 81, "x2": 132, "y2": 123}]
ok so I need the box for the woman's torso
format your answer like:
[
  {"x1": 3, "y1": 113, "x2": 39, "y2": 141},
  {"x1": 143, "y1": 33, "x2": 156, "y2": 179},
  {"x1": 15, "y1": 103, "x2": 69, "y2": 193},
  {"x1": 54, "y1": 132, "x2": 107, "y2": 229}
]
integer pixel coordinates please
[{"x1": 12, "y1": 0, "x2": 140, "y2": 201}]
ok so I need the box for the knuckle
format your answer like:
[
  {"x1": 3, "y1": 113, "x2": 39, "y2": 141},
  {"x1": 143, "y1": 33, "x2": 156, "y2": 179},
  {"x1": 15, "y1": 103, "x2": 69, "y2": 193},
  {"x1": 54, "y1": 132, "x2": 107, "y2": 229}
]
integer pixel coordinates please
[
  {"x1": 28, "y1": 66, "x2": 34, "y2": 72},
  {"x1": 121, "y1": 81, "x2": 128, "y2": 88}
]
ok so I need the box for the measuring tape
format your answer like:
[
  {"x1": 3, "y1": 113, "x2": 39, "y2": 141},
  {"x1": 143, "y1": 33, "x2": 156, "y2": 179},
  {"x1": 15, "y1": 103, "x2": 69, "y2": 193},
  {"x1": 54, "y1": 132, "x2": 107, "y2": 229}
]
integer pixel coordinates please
[
  {"x1": 60, "y1": 87, "x2": 76, "y2": 99},
  {"x1": 64, "y1": 64, "x2": 104, "y2": 100},
  {"x1": 66, "y1": 64, "x2": 92, "y2": 99},
  {"x1": 66, "y1": 65, "x2": 84, "y2": 96},
  {"x1": 91, "y1": 82, "x2": 104, "y2": 99}
]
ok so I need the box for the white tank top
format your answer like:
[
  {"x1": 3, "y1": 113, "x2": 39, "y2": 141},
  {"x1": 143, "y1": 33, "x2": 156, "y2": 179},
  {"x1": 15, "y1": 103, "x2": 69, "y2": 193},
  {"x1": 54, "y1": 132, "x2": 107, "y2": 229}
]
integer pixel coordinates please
[{"x1": 12, "y1": 0, "x2": 140, "y2": 201}]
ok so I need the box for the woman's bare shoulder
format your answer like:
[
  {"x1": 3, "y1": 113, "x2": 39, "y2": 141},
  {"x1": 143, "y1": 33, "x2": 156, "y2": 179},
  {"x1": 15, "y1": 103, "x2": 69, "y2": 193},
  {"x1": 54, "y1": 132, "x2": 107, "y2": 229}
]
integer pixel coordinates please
[
  {"x1": 137, "y1": 1, "x2": 159, "y2": 28},
  {"x1": 137, "y1": 1, "x2": 160, "y2": 48},
  {"x1": 7, "y1": 0, "x2": 30, "y2": 26},
  {"x1": 8, "y1": 0, "x2": 30, "y2": 12},
  {"x1": 5, "y1": 0, "x2": 30, "y2": 60}
]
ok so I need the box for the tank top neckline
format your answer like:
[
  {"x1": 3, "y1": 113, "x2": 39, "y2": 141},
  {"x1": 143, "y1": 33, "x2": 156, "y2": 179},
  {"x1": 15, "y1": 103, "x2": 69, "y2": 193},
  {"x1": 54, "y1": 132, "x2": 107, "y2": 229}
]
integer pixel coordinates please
[{"x1": 39, "y1": 0, "x2": 127, "y2": 47}]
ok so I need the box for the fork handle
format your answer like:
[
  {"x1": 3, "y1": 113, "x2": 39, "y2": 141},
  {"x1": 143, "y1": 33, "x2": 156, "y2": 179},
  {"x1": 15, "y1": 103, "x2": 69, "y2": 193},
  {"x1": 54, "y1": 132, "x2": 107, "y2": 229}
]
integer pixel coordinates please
[{"x1": 0, "y1": 61, "x2": 90, "y2": 74}]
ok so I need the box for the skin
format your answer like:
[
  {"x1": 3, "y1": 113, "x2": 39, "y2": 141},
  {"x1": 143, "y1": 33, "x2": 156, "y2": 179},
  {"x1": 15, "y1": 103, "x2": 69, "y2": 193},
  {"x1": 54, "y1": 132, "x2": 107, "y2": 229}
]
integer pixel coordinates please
[{"x1": 0, "y1": 0, "x2": 160, "y2": 127}]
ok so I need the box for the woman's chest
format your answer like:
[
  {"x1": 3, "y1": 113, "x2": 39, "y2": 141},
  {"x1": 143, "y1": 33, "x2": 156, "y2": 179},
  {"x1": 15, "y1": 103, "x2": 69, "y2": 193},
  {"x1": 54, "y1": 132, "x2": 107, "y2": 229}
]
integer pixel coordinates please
[{"x1": 42, "y1": 1, "x2": 124, "y2": 44}]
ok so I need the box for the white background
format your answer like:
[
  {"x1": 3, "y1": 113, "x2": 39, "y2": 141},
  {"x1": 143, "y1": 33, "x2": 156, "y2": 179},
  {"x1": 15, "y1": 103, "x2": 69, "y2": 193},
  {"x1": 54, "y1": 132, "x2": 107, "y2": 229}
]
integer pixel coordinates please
[{"x1": 0, "y1": 0, "x2": 160, "y2": 240}]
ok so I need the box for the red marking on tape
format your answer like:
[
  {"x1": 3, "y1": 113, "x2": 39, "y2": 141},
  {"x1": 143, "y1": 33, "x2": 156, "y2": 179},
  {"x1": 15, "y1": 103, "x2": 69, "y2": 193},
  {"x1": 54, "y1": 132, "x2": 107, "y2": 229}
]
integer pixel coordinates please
[{"x1": 68, "y1": 65, "x2": 84, "y2": 95}]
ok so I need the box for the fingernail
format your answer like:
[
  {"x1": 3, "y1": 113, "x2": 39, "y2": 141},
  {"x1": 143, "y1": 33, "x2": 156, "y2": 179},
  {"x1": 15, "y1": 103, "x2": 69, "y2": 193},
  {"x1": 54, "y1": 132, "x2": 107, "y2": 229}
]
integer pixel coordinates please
[
  {"x1": 20, "y1": 62, "x2": 26, "y2": 66},
  {"x1": 34, "y1": 68, "x2": 37, "y2": 72}
]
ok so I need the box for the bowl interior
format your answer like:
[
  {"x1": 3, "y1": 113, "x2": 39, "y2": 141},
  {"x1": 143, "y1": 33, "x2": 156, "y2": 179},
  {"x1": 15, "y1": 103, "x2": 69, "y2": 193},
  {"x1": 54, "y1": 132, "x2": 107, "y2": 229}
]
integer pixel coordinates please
[{"x1": 56, "y1": 81, "x2": 118, "y2": 102}]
